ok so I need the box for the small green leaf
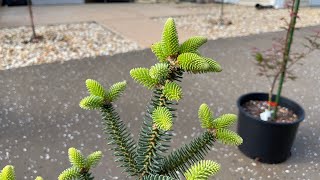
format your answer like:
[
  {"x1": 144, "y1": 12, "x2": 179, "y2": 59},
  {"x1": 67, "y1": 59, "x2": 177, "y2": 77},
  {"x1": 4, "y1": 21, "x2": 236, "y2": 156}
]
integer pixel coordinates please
[
  {"x1": 106, "y1": 81, "x2": 127, "y2": 102},
  {"x1": 130, "y1": 67, "x2": 158, "y2": 89},
  {"x1": 68, "y1": 148, "x2": 86, "y2": 169},
  {"x1": 212, "y1": 114, "x2": 237, "y2": 129},
  {"x1": 79, "y1": 95, "x2": 104, "y2": 110},
  {"x1": 152, "y1": 106, "x2": 173, "y2": 131},
  {"x1": 198, "y1": 104, "x2": 213, "y2": 129},
  {"x1": 215, "y1": 129, "x2": 243, "y2": 146},
  {"x1": 86, "y1": 151, "x2": 103, "y2": 168},
  {"x1": 255, "y1": 52, "x2": 263, "y2": 63},
  {"x1": 85, "y1": 79, "x2": 107, "y2": 98},
  {"x1": 184, "y1": 160, "x2": 220, "y2": 180},
  {"x1": 180, "y1": 36, "x2": 207, "y2": 53},
  {"x1": 149, "y1": 63, "x2": 169, "y2": 81},
  {"x1": 58, "y1": 167, "x2": 80, "y2": 180},
  {"x1": 0, "y1": 165, "x2": 15, "y2": 180},
  {"x1": 163, "y1": 82, "x2": 183, "y2": 101}
]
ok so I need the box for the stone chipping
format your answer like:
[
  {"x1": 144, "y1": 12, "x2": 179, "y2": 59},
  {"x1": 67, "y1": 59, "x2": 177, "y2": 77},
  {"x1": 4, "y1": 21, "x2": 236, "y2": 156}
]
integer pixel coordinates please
[
  {"x1": 0, "y1": 22, "x2": 140, "y2": 70},
  {"x1": 155, "y1": 5, "x2": 320, "y2": 40}
]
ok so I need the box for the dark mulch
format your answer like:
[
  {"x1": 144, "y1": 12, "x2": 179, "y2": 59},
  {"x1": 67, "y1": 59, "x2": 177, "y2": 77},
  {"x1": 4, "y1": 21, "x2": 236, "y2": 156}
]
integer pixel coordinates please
[{"x1": 243, "y1": 100, "x2": 298, "y2": 123}]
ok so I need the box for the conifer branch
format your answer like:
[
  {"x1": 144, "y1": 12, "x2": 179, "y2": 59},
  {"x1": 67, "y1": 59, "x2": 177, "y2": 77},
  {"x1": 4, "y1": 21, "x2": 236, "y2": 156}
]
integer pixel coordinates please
[
  {"x1": 59, "y1": 148, "x2": 102, "y2": 180},
  {"x1": 80, "y1": 80, "x2": 138, "y2": 175},
  {"x1": 136, "y1": 88, "x2": 179, "y2": 177},
  {"x1": 159, "y1": 131, "x2": 215, "y2": 178},
  {"x1": 184, "y1": 160, "x2": 220, "y2": 180},
  {"x1": 101, "y1": 104, "x2": 139, "y2": 175}
]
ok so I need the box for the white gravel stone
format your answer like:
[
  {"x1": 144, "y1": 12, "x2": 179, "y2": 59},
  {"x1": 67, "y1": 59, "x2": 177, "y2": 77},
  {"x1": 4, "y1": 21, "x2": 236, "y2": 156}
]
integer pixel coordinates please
[
  {"x1": 0, "y1": 22, "x2": 140, "y2": 70},
  {"x1": 155, "y1": 5, "x2": 320, "y2": 40}
]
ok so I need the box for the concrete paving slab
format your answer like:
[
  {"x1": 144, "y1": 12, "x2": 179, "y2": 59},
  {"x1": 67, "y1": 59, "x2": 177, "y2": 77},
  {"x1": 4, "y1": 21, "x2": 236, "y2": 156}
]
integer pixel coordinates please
[
  {"x1": 0, "y1": 26, "x2": 320, "y2": 179},
  {"x1": 101, "y1": 17, "x2": 192, "y2": 47}
]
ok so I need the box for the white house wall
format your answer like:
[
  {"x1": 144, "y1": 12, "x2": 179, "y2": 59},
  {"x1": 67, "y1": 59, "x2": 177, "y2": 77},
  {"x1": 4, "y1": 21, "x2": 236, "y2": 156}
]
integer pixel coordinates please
[
  {"x1": 310, "y1": 0, "x2": 320, "y2": 6},
  {"x1": 239, "y1": 0, "x2": 310, "y2": 8},
  {"x1": 238, "y1": 0, "x2": 273, "y2": 6},
  {"x1": 32, "y1": 0, "x2": 85, "y2": 5}
]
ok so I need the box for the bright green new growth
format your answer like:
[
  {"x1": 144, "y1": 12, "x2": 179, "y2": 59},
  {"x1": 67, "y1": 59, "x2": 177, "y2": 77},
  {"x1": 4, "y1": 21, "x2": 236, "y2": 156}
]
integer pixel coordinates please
[
  {"x1": 179, "y1": 36, "x2": 207, "y2": 54},
  {"x1": 198, "y1": 104, "x2": 242, "y2": 146},
  {"x1": 86, "y1": 151, "x2": 104, "y2": 168},
  {"x1": 163, "y1": 82, "x2": 182, "y2": 101},
  {"x1": 79, "y1": 79, "x2": 127, "y2": 109},
  {"x1": 130, "y1": 67, "x2": 158, "y2": 89},
  {"x1": 86, "y1": 79, "x2": 107, "y2": 98},
  {"x1": 184, "y1": 160, "x2": 220, "y2": 180},
  {"x1": 203, "y1": 57, "x2": 222, "y2": 72},
  {"x1": 59, "y1": 147, "x2": 103, "y2": 180},
  {"x1": 79, "y1": 95, "x2": 104, "y2": 110},
  {"x1": 68, "y1": 147, "x2": 86, "y2": 168},
  {"x1": 106, "y1": 81, "x2": 127, "y2": 102},
  {"x1": 216, "y1": 129, "x2": 243, "y2": 146},
  {"x1": 0, "y1": 166, "x2": 44, "y2": 180},
  {"x1": 149, "y1": 63, "x2": 170, "y2": 81},
  {"x1": 162, "y1": 18, "x2": 179, "y2": 56},
  {"x1": 198, "y1": 104, "x2": 213, "y2": 129},
  {"x1": 177, "y1": 53, "x2": 209, "y2": 72},
  {"x1": 212, "y1": 114, "x2": 237, "y2": 129},
  {"x1": 152, "y1": 106, "x2": 173, "y2": 131},
  {"x1": 35, "y1": 177, "x2": 43, "y2": 180},
  {"x1": 198, "y1": 104, "x2": 237, "y2": 130},
  {"x1": 0, "y1": 165, "x2": 15, "y2": 180},
  {"x1": 151, "y1": 42, "x2": 167, "y2": 62},
  {"x1": 58, "y1": 167, "x2": 80, "y2": 180}
]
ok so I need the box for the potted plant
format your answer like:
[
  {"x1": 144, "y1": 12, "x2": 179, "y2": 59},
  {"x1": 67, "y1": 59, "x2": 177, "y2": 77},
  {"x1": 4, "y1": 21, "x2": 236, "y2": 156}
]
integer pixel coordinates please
[
  {"x1": 0, "y1": 18, "x2": 243, "y2": 180},
  {"x1": 237, "y1": 0, "x2": 320, "y2": 163}
]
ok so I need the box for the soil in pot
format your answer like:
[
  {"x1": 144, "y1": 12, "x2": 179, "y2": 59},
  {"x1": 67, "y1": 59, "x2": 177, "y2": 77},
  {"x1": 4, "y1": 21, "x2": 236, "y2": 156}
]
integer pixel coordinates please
[{"x1": 243, "y1": 100, "x2": 298, "y2": 123}]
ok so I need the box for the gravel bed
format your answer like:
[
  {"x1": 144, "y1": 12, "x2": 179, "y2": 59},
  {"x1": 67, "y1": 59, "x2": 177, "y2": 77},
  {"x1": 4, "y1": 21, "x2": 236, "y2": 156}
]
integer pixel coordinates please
[
  {"x1": 0, "y1": 22, "x2": 140, "y2": 70},
  {"x1": 155, "y1": 5, "x2": 320, "y2": 40}
]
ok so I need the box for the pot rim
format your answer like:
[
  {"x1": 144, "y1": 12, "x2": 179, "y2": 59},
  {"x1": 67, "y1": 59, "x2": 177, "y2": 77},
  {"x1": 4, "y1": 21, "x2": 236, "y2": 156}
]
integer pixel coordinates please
[{"x1": 237, "y1": 92, "x2": 305, "y2": 125}]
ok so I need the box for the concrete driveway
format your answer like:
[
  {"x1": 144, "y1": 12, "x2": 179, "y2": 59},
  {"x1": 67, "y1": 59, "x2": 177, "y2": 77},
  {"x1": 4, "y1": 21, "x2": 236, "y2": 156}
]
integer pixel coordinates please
[{"x1": 0, "y1": 26, "x2": 319, "y2": 179}]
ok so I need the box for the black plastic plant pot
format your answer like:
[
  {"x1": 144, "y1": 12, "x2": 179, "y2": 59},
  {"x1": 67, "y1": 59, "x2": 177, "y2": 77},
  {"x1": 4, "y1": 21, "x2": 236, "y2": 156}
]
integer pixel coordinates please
[{"x1": 237, "y1": 92, "x2": 305, "y2": 164}]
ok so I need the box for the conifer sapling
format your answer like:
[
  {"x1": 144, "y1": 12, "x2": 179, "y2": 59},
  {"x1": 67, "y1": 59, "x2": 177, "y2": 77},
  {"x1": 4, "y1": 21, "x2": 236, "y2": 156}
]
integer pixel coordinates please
[
  {"x1": 77, "y1": 17, "x2": 242, "y2": 179},
  {"x1": 1, "y1": 17, "x2": 242, "y2": 180}
]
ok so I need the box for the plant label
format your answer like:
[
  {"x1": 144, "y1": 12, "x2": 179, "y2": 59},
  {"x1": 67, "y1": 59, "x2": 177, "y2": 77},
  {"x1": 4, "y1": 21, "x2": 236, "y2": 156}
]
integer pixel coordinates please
[{"x1": 260, "y1": 109, "x2": 272, "y2": 121}]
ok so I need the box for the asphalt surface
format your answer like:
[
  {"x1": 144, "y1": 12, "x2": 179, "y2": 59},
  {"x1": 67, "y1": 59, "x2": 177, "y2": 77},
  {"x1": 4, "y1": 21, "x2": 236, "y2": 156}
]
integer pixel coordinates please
[{"x1": 0, "y1": 26, "x2": 320, "y2": 179}]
